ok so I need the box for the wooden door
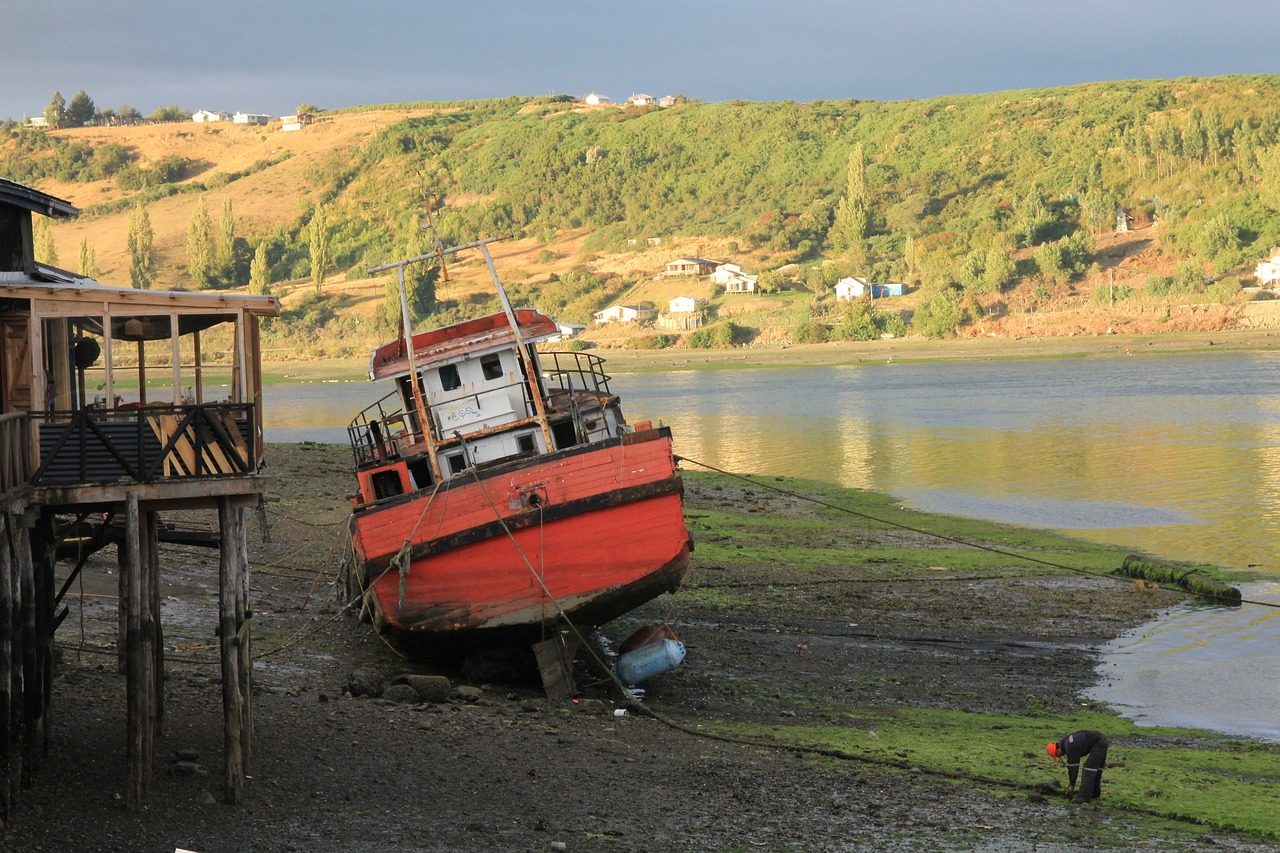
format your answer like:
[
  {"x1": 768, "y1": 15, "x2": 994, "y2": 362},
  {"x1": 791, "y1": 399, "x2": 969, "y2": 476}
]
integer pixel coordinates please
[{"x1": 0, "y1": 316, "x2": 32, "y2": 413}]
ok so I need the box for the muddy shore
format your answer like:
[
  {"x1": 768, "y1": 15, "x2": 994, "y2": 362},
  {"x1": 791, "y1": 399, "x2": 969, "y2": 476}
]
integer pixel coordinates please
[{"x1": 2, "y1": 443, "x2": 1274, "y2": 852}]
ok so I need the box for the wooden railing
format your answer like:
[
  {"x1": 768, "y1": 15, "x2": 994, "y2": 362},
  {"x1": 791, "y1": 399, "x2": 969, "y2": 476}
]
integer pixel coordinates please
[
  {"x1": 28, "y1": 404, "x2": 256, "y2": 486},
  {"x1": 0, "y1": 412, "x2": 34, "y2": 495}
]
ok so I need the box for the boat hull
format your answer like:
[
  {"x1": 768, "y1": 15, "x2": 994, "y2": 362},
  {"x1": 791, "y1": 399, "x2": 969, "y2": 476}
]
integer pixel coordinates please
[{"x1": 348, "y1": 428, "x2": 691, "y2": 653}]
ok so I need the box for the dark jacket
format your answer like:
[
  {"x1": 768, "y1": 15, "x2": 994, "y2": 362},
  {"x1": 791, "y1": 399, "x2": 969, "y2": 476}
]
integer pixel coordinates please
[{"x1": 1055, "y1": 730, "x2": 1107, "y2": 789}]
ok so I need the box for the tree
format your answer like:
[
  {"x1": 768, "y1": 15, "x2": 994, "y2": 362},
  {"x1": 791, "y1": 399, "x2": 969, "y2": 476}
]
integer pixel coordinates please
[
  {"x1": 65, "y1": 90, "x2": 96, "y2": 127},
  {"x1": 149, "y1": 105, "x2": 189, "y2": 122},
  {"x1": 44, "y1": 91, "x2": 66, "y2": 129},
  {"x1": 186, "y1": 196, "x2": 214, "y2": 287},
  {"x1": 982, "y1": 246, "x2": 1017, "y2": 292},
  {"x1": 248, "y1": 241, "x2": 271, "y2": 295},
  {"x1": 828, "y1": 143, "x2": 870, "y2": 252},
  {"x1": 218, "y1": 197, "x2": 237, "y2": 275},
  {"x1": 309, "y1": 202, "x2": 329, "y2": 292},
  {"x1": 127, "y1": 203, "x2": 155, "y2": 290},
  {"x1": 1258, "y1": 145, "x2": 1280, "y2": 209},
  {"x1": 77, "y1": 238, "x2": 99, "y2": 279},
  {"x1": 32, "y1": 217, "x2": 57, "y2": 266},
  {"x1": 296, "y1": 103, "x2": 320, "y2": 115}
]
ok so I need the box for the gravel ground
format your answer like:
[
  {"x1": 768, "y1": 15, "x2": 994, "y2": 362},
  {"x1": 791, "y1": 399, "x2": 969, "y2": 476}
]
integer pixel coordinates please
[{"x1": 2, "y1": 444, "x2": 1272, "y2": 852}]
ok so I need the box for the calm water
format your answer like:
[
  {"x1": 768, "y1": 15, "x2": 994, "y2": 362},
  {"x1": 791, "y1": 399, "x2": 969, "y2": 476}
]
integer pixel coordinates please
[{"x1": 263, "y1": 349, "x2": 1280, "y2": 741}]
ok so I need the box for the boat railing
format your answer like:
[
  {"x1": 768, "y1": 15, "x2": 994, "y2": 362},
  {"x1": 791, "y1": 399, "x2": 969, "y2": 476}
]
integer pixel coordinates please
[
  {"x1": 539, "y1": 351, "x2": 612, "y2": 396},
  {"x1": 348, "y1": 390, "x2": 423, "y2": 469},
  {"x1": 28, "y1": 403, "x2": 257, "y2": 486}
]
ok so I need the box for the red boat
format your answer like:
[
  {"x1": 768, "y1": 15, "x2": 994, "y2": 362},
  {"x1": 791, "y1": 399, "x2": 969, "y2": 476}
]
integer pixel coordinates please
[{"x1": 345, "y1": 238, "x2": 692, "y2": 671}]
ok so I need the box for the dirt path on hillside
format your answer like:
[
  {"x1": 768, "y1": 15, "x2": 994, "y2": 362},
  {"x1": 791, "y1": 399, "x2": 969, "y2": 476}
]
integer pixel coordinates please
[{"x1": 1, "y1": 444, "x2": 1270, "y2": 852}]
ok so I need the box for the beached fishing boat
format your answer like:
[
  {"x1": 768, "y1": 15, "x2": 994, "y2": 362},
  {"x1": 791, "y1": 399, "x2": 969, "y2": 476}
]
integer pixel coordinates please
[{"x1": 344, "y1": 236, "x2": 692, "y2": 681}]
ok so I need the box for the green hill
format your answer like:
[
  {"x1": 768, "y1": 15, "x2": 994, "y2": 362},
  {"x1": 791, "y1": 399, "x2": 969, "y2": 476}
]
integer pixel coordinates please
[{"x1": 6, "y1": 75, "x2": 1280, "y2": 357}]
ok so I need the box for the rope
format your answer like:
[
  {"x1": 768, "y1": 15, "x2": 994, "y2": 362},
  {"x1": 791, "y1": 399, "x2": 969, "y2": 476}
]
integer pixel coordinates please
[{"x1": 675, "y1": 455, "x2": 1280, "y2": 611}]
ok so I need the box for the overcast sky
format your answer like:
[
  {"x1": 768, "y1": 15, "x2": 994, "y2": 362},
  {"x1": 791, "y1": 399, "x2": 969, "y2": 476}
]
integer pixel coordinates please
[{"x1": 2, "y1": 1, "x2": 1276, "y2": 121}]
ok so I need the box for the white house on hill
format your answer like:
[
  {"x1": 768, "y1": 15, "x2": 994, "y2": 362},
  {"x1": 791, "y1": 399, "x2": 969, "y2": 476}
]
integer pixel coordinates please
[
  {"x1": 835, "y1": 277, "x2": 871, "y2": 301},
  {"x1": 193, "y1": 109, "x2": 230, "y2": 123},
  {"x1": 233, "y1": 112, "x2": 272, "y2": 125},
  {"x1": 593, "y1": 304, "x2": 655, "y2": 324},
  {"x1": 583, "y1": 92, "x2": 612, "y2": 106},
  {"x1": 1255, "y1": 247, "x2": 1280, "y2": 287},
  {"x1": 668, "y1": 296, "x2": 701, "y2": 314}
]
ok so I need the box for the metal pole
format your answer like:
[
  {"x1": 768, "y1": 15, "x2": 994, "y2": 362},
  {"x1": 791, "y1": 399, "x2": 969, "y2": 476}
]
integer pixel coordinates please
[
  {"x1": 397, "y1": 264, "x2": 441, "y2": 483},
  {"x1": 478, "y1": 243, "x2": 555, "y2": 452}
]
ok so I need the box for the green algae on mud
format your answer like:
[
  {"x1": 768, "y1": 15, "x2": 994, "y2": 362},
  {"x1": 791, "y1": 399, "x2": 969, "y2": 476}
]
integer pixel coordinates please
[
  {"x1": 706, "y1": 709, "x2": 1280, "y2": 842},
  {"x1": 666, "y1": 469, "x2": 1280, "y2": 845}
]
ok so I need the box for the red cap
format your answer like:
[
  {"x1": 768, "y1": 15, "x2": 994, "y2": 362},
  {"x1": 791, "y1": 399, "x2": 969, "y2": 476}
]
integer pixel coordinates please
[{"x1": 1046, "y1": 742, "x2": 1060, "y2": 760}]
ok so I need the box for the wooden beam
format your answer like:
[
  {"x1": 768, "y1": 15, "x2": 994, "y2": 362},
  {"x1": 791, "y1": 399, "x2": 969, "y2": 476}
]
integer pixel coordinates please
[
  {"x1": 0, "y1": 512, "x2": 12, "y2": 827},
  {"x1": 123, "y1": 491, "x2": 145, "y2": 806},
  {"x1": 217, "y1": 497, "x2": 246, "y2": 804}
]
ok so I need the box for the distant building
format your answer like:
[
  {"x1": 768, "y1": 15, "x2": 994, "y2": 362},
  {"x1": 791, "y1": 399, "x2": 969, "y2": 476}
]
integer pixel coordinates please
[
  {"x1": 722, "y1": 274, "x2": 758, "y2": 294},
  {"x1": 835, "y1": 276, "x2": 905, "y2": 300},
  {"x1": 554, "y1": 322, "x2": 587, "y2": 340},
  {"x1": 664, "y1": 257, "x2": 720, "y2": 277},
  {"x1": 668, "y1": 296, "x2": 701, "y2": 314},
  {"x1": 1116, "y1": 207, "x2": 1134, "y2": 233},
  {"x1": 192, "y1": 109, "x2": 230, "y2": 123},
  {"x1": 233, "y1": 112, "x2": 272, "y2": 126},
  {"x1": 710, "y1": 263, "x2": 746, "y2": 285},
  {"x1": 629, "y1": 94, "x2": 656, "y2": 107},
  {"x1": 593, "y1": 305, "x2": 655, "y2": 324},
  {"x1": 25, "y1": 116, "x2": 49, "y2": 128},
  {"x1": 583, "y1": 92, "x2": 612, "y2": 106},
  {"x1": 658, "y1": 95, "x2": 679, "y2": 108},
  {"x1": 281, "y1": 113, "x2": 314, "y2": 132},
  {"x1": 1255, "y1": 247, "x2": 1280, "y2": 288}
]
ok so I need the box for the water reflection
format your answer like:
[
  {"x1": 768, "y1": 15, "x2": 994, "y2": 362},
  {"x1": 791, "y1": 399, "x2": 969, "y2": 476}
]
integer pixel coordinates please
[
  {"x1": 263, "y1": 352, "x2": 1280, "y2": 572},
  {"x1": 620, "y1": 354, "x2": 1280, "y2": 572}
]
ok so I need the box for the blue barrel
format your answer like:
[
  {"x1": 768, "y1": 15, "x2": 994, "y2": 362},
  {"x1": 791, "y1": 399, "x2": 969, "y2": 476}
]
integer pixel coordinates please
[{"x1": 616, "y1": 638, "x2": 686, "y2": 685}]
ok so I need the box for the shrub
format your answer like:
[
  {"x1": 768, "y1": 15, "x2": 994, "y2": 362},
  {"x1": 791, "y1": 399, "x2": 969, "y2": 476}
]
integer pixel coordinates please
[{"x1": 688, "y1": 322, "x2": 740, "y2": 348}]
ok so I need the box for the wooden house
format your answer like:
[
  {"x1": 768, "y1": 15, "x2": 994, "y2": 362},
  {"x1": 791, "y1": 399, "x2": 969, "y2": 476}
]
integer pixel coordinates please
[
  {"x1": 593, "y1": 304, "x2": 654, "y2": 324},
  {"x1": 664, "y1": 257, "x2": 719, "y2": 277},
  {"x1": 232, "y1": 112, "x2": 272, "y2": 125},
  {"x1": 0, "y1": 178, "x2": 280, "y2": 818}
]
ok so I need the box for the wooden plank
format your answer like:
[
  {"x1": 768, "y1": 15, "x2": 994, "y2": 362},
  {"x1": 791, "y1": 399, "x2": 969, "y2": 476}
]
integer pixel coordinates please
[
  {"x1": 217, "y1": 497, "x2": 244, "y2": 804},
  {"x1": 0, "y1": 512, "x2": 12, "y2": 827},
  {"x1": 18, "y1": 504, "x2": 35, "y2": 789},
  {"x1": 124, "y1": 492, "x2": 144, "y2": 806}
]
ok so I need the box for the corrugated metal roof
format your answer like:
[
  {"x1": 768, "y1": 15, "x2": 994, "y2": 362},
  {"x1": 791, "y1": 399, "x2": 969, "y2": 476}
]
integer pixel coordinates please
[{"x1": 0, "y1": 177, "x2": 78, "y2": 219}]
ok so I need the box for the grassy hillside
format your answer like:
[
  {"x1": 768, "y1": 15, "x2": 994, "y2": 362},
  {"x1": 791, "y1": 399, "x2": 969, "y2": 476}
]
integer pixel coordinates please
[{"x1": 6, "y1": 77, "x2": 1280, "y2": 358}]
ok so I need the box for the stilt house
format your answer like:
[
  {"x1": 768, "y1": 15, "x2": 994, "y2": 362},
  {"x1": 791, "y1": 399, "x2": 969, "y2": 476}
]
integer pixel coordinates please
[{"x1": 0, "y1": 178, "x2": 280, "y2": 821}]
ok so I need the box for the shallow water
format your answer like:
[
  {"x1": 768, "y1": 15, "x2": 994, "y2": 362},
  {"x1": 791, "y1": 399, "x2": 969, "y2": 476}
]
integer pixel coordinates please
[{"x1": 1086, "y1": 582, "x2": 1280, "y2": 742}]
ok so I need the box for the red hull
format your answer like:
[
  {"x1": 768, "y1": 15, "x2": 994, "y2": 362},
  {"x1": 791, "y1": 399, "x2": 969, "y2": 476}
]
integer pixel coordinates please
[{"x1": 349, "y1": 428, "x2": 691, "y2": 649}]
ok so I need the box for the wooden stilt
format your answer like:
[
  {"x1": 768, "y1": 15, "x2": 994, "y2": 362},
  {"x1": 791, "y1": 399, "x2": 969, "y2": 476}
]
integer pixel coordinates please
[
  {"x1": 18, "y1": 508, "x2": 36, "y2": 790},
  {"x1": 0, "y1": 513, "x2": 13, "y2": 828},
  {"x1": 34, "y1": 512, "x2": 54, "y2": 761},
  {"x1": 116, "y1": 540, "x2": 127, "y2": 675},
  {"x1": 123, "y1": 492, "x2": 146, "y2": 807},
  {"x1": 233, "y1": 505, "x2": 252, "y2": 766},
  {"x1": 145, "y1": 511, "x2": 163, "y2": 734},
  {"x1": 6, "y1": 512, "x2": 23, "y2": 808},
  {"x1": 218, "y1": 497, "x2": 246, "y2": 804}
]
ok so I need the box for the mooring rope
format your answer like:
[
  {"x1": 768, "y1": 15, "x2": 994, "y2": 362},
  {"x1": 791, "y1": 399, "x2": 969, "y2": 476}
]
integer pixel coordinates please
[{"x1": 674, "y1": 455, "x2": 1280, "y2": 611}]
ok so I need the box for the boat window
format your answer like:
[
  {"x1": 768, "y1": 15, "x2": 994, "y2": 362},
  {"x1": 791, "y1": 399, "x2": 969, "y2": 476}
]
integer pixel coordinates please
[
  {"x1": 439, "y1": 364, "x2": 461, "y2": 391},
  {"x1": 481, "y1": 354, "x2": 503, "y2": 381},
  {"x1": 446, "y1": 453, "x2": 467, "y2": 475},
  {"x1": 517, "y1": 433, "x2": 536, "y2": 454}
]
